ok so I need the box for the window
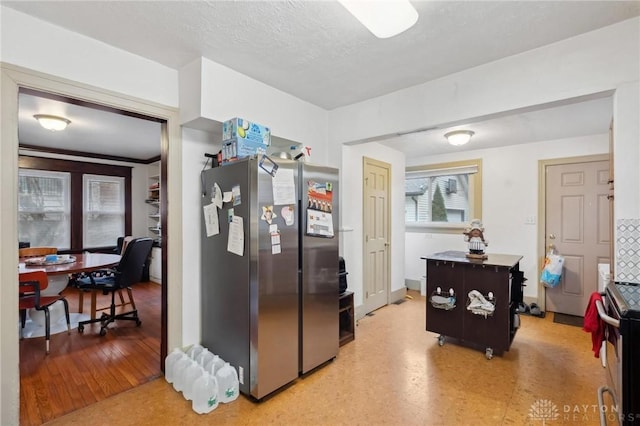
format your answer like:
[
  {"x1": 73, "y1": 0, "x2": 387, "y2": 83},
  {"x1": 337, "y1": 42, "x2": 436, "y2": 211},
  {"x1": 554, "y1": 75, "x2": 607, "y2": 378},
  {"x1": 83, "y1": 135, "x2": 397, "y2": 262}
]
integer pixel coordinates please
[
  {"x1": 405, "y1": 159, "x2": 482, "y2": 232},
  {"x1": 18, "y1": 155, "x2": 132, "y2": 251},
  {"x1": 83, "y1": 174, "x2": 125, "y2": 248},
  {"x1": 18, "y1": 169, "x2": 71, "y2": 249}
]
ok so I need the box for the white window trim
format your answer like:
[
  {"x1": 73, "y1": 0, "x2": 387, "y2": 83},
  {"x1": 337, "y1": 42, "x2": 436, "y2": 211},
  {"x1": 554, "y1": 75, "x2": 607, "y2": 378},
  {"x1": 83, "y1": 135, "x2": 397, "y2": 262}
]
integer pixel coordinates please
[
  {"x1": 82, "y1": 174, "x2": 125, "y2": 248},
  {"x1": 405, "y1": 159, "x2": 482, "y2": 233}
]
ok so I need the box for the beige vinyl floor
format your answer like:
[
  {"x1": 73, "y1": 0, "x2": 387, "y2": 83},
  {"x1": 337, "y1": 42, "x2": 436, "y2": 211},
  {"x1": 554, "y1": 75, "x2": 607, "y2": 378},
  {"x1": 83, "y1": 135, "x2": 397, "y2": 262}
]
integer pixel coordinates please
[{"x1": 45, "y1": 291, "x2": 609, "y2": 425}]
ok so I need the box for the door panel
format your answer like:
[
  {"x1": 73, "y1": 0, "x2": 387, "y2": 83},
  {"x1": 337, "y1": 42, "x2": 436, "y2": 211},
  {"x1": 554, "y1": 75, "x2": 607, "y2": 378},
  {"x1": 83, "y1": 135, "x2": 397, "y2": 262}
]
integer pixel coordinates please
[
  {"x1": 363, "y1": 157, "x2": 390, "y2": 314},
  {"x1": 545, "y1": 160, "x2": 610, "y2": 316}
]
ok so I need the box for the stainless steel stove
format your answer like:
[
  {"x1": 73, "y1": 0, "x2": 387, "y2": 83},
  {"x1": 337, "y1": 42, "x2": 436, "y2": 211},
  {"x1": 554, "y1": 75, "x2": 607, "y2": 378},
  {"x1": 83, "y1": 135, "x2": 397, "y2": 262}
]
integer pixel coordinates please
[{"x1": 598, "y1": 282, "x2": 640, "y2": 425}]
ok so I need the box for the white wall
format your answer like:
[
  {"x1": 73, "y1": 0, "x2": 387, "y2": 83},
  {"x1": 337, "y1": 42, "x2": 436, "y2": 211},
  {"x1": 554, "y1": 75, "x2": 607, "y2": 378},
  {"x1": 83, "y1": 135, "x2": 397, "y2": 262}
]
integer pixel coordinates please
[
  {"x1": 180, "y1": 127, "x2": 220, "y2": 345},
  {"x1": 341, "y1": 142, "x2": 405, "y2": 308},
  {"x1": 331, "y1": 18, "x2": 639, "y2": 309},
  {"x1": 613, "y1": 81, "x2": 640, "y2": 219},
  {"x1": 179, "y1": 57, "x2": 331, "y2": 166},
  {"x1": 0, "y1": 7, "x2": 178, "y2": 108},
  {"x1": 328, "y1": 17, "x2": 639, "y2": 145},
  {"x1": 405, "y1": 134, "x2": 609, "y2": 299}
]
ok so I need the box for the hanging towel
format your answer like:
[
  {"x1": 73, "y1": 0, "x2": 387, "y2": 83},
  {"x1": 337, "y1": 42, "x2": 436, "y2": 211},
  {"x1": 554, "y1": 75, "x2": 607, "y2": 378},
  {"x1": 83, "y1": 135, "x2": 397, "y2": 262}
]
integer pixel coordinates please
[
  {"x1": 430, "y1": 294, "x2": 456, "y2": 310},
  {"x1": 582, "y1": 292, "x2": 605, "y2": 358},
  {"x1": 467, "y1": 290, "x2": 495, "y2": 318}
]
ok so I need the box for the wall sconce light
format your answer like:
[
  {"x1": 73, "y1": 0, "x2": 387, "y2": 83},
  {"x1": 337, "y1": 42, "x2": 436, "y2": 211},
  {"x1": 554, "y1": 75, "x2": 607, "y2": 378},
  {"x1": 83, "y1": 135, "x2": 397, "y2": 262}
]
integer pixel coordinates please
[
  {"x1": 444, "y1": 130, "x2": 474, "y2": 146},
  {"x1": 338, "y1": 0, "x2": 419, "y2": 39},
  {"x1": 33, "y1": 114, "x2": 71, "y2": 131}
]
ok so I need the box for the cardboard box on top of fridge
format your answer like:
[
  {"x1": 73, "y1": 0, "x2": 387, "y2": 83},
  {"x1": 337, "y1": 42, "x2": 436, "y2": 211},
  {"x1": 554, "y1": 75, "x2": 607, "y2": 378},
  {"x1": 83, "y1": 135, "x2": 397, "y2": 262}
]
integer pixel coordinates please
[
  {"x1": 222, "y1": 118, "x2": 271, "y2": 146},
  {"x1": 222, "y1": 138, "x2": 268, "y2": 163}
]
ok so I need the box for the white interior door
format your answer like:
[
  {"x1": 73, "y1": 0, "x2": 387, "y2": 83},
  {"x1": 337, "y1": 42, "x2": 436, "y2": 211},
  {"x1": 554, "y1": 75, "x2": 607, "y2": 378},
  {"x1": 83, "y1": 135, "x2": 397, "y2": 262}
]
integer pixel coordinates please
[
  {"x1": 362, "y1": 157, "x2": 390, "y2": 314},
  {"x1": 544, "y1": 160, "x2": 610, "y2": 316}
]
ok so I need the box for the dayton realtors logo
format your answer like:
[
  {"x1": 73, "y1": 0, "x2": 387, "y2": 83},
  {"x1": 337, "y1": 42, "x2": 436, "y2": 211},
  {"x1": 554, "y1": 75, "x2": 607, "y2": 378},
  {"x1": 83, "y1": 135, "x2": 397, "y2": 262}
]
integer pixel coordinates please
[
  {"x1": 529, "y1": 399, "x2": 560, "y2": 424},
  {"x1": 529, "y1": 399, "x2": 628, "y2": 423}
]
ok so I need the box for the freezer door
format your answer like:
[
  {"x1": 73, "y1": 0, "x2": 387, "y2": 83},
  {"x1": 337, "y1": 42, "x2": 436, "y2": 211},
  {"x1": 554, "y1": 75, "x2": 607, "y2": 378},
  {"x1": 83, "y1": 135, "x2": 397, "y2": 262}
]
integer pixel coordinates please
[
  {"x1": 299, "y1": 162, "x2": 340, "y2": 374},
  {"x1": 254, "y1": 158, "x2": 300, "y2": 399},
  {"x1": 200, "y1": 160, "x2": 252, "y2": 394}
]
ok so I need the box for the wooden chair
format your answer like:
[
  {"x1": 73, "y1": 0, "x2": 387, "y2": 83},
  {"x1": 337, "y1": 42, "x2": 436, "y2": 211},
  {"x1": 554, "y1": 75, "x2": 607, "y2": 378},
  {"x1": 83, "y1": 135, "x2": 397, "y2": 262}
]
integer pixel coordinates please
[
  {"x1": 19, "y1": 270, "x2": 71, "y2": 354},
  {"x1": 19, "y1": 247, "x2": 57, "y2": 258}
]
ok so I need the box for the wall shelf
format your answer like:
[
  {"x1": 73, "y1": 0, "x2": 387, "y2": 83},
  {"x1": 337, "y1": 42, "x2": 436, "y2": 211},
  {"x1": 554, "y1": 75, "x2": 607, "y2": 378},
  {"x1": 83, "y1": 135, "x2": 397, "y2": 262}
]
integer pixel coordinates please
[{"x1": 148, "y1": 166, "x2": 162, "y2": 284}]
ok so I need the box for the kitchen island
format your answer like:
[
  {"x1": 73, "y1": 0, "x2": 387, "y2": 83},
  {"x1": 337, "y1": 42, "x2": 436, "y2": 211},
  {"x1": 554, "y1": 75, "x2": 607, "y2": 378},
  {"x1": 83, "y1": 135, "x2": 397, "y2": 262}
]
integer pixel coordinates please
[{"x1": 422, "y1": 250, "x2": 525, "y2": 359}]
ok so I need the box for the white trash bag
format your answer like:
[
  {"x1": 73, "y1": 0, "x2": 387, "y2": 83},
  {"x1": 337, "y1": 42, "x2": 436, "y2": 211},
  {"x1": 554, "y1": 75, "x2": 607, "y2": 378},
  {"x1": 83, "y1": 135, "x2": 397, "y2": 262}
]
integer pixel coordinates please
[{"x1": 541, "y1": 254, "x2": 564, "y2": 288}]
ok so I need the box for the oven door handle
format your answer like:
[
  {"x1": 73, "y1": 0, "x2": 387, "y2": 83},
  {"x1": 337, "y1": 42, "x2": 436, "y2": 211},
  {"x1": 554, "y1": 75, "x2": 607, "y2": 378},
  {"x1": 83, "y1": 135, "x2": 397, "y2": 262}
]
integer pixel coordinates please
[
  {"x1": 598, "y1": 386, "x2": 617, "y2": 426},
  {"x1": 595, "y1": 299, "x2": 620, "y2": 328}
]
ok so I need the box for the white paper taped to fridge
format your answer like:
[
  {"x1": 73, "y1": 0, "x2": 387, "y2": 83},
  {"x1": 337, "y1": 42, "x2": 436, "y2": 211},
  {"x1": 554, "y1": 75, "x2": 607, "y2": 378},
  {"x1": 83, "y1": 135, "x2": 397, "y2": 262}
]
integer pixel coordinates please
[
  {"x1": 272, "y1": 168, "x2": 296, "y2": 205},
  {"x1": 227, "y1": 216, "x2": 244, "y2": 256},
  {"x1": 213, "y1": 182, "x2": 223, "y2": 209},
  {"x1": 203, "y1": 202, "x2": 219, "y2": 237}
]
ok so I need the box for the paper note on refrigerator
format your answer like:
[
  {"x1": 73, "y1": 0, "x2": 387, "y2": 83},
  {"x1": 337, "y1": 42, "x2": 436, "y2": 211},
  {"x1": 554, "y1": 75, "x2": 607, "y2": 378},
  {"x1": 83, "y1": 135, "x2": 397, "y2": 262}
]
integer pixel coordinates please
[
  {"x1": 227, "y1": 215, "x2": 244, "y2": 256},
  {"x1": 203, "y1": 202, "x2": 219, "y2": 237},
  {"x1": 212, "y1": 182, "x2": 223, "y2": 209},
  {"x1": 306, "y1": 209, "x2": 334, "y2": 237},
  {"x1": 272, "y1": 168, "x2": 296, "y2": 205}
]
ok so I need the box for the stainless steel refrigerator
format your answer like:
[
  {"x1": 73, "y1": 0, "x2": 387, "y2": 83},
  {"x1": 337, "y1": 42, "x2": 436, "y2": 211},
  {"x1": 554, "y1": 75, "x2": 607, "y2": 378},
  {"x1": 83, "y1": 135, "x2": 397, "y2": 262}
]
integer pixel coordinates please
[
  {"x1": 298, "y1": 162, "x2": 340, "y2": 375},
  {"x1": 200, "y1": 156, "x2": 339, "y2": 400}
]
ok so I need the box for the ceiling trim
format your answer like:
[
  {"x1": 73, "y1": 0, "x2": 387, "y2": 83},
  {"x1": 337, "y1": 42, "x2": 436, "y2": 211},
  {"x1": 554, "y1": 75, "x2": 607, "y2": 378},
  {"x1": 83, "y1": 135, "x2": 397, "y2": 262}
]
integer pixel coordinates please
[
  {"x1": 19, "y1": 87, "x2": 166, "y2": 123},
  {"x1": 19, "y1": 144, "x2": 158, "y2": 165}
]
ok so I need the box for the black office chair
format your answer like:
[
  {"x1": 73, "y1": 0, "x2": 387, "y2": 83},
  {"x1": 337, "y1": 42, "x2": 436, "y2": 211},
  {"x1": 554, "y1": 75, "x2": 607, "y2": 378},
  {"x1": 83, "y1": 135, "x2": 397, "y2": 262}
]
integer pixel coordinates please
[{"x1": 76, "y1": 237, "x2": 153, "y2": 336}]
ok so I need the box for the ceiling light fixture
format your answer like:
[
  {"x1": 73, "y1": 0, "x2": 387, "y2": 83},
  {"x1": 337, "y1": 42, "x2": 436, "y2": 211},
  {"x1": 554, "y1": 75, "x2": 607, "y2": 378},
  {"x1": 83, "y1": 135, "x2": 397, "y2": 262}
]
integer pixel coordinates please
[
  {"x1": 338, "y1": 0, "x2": 419, "y2": 39},
  {"x1": 444, "y1": 130, "x2": 474, "y2": 146},
  {"x1": 33, "y1": 114, "x2": 71, "y2": 131}
]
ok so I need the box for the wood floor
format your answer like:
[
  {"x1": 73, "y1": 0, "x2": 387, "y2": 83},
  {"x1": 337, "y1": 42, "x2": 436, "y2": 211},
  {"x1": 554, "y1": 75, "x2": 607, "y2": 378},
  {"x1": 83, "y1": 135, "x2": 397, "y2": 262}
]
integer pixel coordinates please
[
  {"x1": 40, "y1": 291, "x2": 609, "y2": 426},
  {"x1": 19, "y1": 281, "x2": 162, "y2": 426}
]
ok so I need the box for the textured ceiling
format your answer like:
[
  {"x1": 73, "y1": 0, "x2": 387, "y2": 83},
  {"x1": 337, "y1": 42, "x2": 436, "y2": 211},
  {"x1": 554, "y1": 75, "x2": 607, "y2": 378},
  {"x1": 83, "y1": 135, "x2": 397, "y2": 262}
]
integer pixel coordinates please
[
  {"x1": 5, "y1": 1, "x2": 638, "y2": 158},
  {"x1": 4, "y1": 1, "x2": 640, "y2": 109}
]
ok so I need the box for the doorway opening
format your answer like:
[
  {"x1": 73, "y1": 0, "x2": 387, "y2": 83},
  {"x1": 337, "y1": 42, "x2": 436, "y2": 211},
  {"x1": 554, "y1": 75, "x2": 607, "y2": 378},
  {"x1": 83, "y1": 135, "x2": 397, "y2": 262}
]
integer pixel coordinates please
[{"x1": 10, "y1": 80, "x2": 169, "y2": 423}]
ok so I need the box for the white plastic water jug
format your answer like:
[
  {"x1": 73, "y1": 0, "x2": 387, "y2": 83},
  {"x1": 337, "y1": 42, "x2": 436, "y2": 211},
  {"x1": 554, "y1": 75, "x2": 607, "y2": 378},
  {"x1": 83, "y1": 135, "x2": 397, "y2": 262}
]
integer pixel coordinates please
[
  {"x1": 204, "y1": 354, "x2": 225, "y2": 375},
  {"x1": 196, "y1": 348, "x2": 214, "y2": 368},
  {"x1": 183, "y1": 362, "x2": 205, "y2": 401},
  {"x1": 172, "y1": 356, "x2": 194, "y2": 393},
  {"x1": 164, "y1": 348, "x2": 185, "y2": 384},
  {"x1": 186, "y1": 343, "x2": 204, "y2": 360},
  {"x1": 191, "y1": 371, "x2": 219, "y2": 414},
  {"x1": 215, "y1": 362, "x2": 239, "y2": 403}
]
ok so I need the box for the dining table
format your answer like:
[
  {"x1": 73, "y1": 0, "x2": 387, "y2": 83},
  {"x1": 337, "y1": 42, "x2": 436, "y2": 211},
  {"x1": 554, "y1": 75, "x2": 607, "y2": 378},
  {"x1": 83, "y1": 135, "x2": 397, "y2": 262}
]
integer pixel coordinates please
[
  {"x1": 19, "y1": 252, "x2": 121, "y2": 322},
  {"x1": 19, "y1": 252, "x2": 121, "y2": 277}
]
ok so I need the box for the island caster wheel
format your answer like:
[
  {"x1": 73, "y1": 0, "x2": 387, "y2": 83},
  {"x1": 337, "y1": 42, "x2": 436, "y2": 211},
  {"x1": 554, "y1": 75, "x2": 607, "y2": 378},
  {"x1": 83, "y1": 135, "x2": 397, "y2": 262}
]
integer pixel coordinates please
[
  {"x1": 78, "y1": 324, "x2": 84, "y2": 333},
  {"x1": 485, "y1": 348, "x2": 493, "y2": 360},
  {"x1": 136, "y1": 319, "x2": 142, "y2": 327},
  {"x1": 438, "y1": 335, "x2": 445, "y2": 346},
  {"x1": 99, "y1": 328, "x2": 107, "y2": 336}
]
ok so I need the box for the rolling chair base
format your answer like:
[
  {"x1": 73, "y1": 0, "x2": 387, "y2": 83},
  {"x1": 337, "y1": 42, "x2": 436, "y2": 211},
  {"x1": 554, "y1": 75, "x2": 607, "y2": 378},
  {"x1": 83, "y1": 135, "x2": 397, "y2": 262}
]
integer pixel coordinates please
[{"x1": 78, "y1": 308, "x2": 142, "y2": 336}]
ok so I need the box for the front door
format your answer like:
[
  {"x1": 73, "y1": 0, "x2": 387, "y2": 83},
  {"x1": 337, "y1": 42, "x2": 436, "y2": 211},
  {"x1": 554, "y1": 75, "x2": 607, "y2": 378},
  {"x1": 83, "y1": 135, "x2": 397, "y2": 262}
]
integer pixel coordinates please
[
  {"x1": 363, "y1": 157, "x2": 390, "y2": 314},
  {"x1": 545, "y1": 159, "x2": 610, "y2": 316}
]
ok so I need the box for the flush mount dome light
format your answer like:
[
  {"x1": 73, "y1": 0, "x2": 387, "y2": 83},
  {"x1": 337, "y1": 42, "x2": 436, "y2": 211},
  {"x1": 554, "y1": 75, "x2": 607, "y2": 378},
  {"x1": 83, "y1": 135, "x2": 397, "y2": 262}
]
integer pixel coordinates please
[
  {"x1": 33, "y1": 114, "x2": 71, "y2": 131},
  {"x1": 444, "y1": 130, "x2": 474, "y2": 146},
  {"x1": 338, "y1": 0, "x2": 419, "y2": 39}
]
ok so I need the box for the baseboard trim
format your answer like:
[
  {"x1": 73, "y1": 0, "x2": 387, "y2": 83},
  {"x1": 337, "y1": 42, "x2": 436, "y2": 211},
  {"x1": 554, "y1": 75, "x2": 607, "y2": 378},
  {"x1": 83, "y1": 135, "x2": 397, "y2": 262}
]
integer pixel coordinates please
[{"x1": 355, "y1": 287, "x2": 407, "y2": 321}]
